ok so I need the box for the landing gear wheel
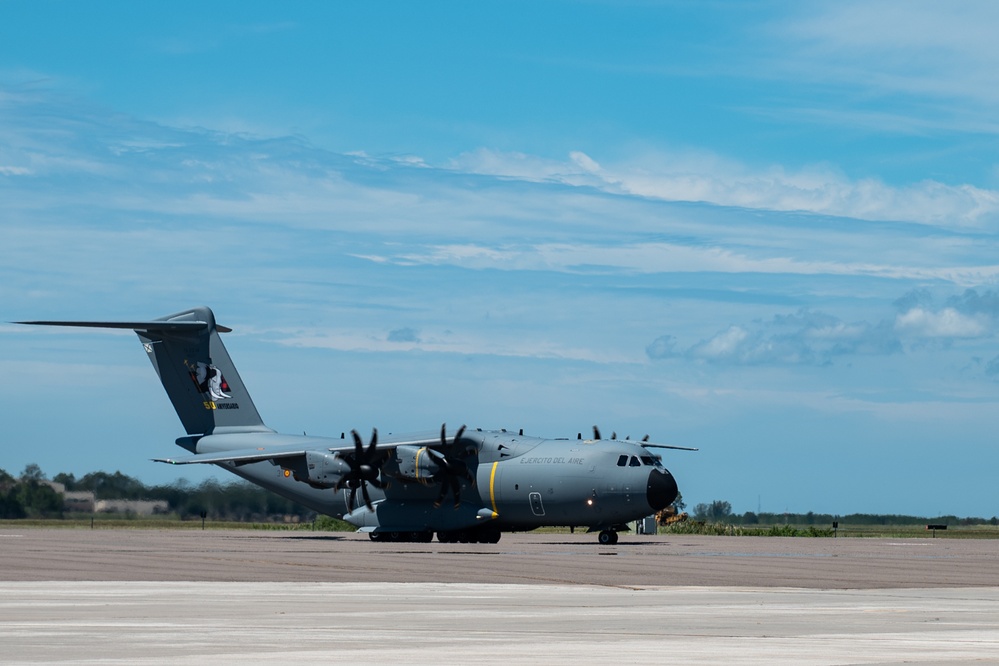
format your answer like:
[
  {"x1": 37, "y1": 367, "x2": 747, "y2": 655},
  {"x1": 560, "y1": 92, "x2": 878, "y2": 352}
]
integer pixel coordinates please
[
  {"x1": 369, "y1": 532, "x2": 383, "y2": 542},
  {"x1": 480, "y1": 528, "x2": 501, "y2": 544},
  {"x1": 598, "y1": 530, "x2": 618, "y2": 545}
]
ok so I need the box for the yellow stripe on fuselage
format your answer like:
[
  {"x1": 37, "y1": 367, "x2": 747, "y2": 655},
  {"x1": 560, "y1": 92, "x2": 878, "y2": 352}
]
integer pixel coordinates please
[{"x1": 489, "y1": 461, "x2": 499, "y2": 513}]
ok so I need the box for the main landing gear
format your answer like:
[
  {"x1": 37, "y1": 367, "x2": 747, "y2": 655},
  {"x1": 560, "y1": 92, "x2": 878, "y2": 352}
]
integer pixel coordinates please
[
  {"x1": 368, "y1": 531, "x2": 434, "y2": 543},
  {"x1": 367, "y1": 528, "x2": 502, "y2": 544},
  {"x1": 437, "y1": 527, "x2": 501, "y2": 544},
  {"x1": 597, "y1": 530, "x2": 619, "y2": 545}
]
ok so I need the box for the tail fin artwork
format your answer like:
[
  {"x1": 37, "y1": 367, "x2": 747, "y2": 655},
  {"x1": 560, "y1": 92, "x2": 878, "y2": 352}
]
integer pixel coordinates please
[{"x1": 18, "y1": 306, "x2": 270, "y2": 436}]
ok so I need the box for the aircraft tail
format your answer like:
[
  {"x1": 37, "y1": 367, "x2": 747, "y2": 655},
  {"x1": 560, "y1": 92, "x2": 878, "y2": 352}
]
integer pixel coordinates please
[{"x1": 20, "y1": 306, "x2": 270, "y2": 436}]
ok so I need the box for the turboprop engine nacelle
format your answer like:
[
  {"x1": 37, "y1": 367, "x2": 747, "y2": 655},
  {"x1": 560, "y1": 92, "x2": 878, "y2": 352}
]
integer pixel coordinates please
[
  {"x1": 394, "y1": 445, "x2": 440, "y2": 484},
  {"x1": 290, "y1": 450, "x2": 351, "y2": 489}
]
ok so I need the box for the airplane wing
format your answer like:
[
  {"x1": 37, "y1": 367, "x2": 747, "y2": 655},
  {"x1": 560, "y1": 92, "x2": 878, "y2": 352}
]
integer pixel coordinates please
[
  {"x1": 154, "y1": 447, "x2": 311, "y2": 466},
  {"x1": 153, "y1": 431, "x2": 443, "y2": 466},
  {"x1": 641, "y1": 442, "x2": 699, "y2": 451}
]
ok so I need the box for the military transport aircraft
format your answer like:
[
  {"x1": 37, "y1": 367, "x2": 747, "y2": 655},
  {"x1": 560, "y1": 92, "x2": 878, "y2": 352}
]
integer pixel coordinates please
[{"x1": 20, "y1": 306, "x2": 694, "y2": 544}]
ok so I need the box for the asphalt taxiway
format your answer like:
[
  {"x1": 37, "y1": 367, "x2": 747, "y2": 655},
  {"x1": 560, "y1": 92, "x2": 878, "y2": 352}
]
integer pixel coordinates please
[{"x1": 1, "y1": 529, "x2": 997, "y2": 664}]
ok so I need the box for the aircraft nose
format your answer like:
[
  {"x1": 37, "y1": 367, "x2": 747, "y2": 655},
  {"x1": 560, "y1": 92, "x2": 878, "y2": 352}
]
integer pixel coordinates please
[{"x1": 646, "y1": 468, "x2": 678, "y2": 512}]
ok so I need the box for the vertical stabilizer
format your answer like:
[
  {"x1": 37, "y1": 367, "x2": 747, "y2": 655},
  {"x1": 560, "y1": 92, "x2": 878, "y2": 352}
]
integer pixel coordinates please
[
  {"x1": 137, "y1": 307, "x2": 268, "y2": 435},
  {"x1": 18, "y1": 306, "x2": 270, "y2": 435}
]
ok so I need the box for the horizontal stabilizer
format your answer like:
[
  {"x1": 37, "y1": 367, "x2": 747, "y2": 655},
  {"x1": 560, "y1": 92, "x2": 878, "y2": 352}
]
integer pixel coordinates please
[
  {"x1": 18, "y1": 307, "x2": 247, "y2": 434},
  {"x1": 16, "y1": 320, "x2": 232, "y2": 333}
]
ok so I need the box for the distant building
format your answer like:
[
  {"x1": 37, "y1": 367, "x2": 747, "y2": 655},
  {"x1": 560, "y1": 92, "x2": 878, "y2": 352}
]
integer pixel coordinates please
[
  {"x1": 39, "y1": 481, "x2": 96, "y2": 512},
  {"x1": 63, "y1": 491, "x2": 96, "y2": 513},
  {"x1": 94, "y1": 499, "x2": 169, "y2": 516},
  {"x1": 41, "y1": 480, "x2": 66, "y2": 495},
  {"x1": 38, "y1": 481, "x2": 166, "y2": 515}
]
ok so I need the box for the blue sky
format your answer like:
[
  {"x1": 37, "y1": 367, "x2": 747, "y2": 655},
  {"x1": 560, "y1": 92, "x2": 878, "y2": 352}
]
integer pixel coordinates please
[{"x1": 2, "y1": 1, "x2": 999, "y2": 517}]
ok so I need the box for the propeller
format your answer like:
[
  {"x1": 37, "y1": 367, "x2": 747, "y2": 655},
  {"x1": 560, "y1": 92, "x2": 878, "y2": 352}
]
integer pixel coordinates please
[
  {"x1": 335, "y1": 428, "x2": 388, "y2": 512},
  {"x1": 427, "y1": 423, "x2": 476, "y2": 509},
  {"x1": 592, "y1": 426, "x2": 618, "y2": 440},
  {"x1": 584, "y1": 427, "x2": 649, "y2": 442}
]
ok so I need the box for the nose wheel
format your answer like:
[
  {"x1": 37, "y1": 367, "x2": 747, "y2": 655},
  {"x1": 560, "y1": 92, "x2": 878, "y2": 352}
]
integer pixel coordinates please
[{"x1": 598, "y1": 530, "x2": 618, "y2": 545}]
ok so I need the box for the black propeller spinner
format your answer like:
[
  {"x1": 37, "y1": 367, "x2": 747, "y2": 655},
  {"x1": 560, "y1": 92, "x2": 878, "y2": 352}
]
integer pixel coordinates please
[
  {"x1": 335, "y1": 428, "x2": 388, "y2": 512},
  {"x1": 427, "y1": 423, "x2": 476, "y2": 509}
]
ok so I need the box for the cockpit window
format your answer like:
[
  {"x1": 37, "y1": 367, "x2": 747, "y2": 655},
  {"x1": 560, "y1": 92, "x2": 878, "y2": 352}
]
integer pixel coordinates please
[
  {"x1": 640, "y1": 455, "x2": 655, "y2": 466},
  {"x1": 617, "y1": 455, "x2": 628, "y2": 467},
  {"x1": 629, "y1": 456, "x2": 641, "y2": 467}
]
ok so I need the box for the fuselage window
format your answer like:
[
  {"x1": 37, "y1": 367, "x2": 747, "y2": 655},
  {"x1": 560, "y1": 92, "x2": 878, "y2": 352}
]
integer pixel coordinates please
[
  {"x1": 640, "y1": 455, "x2": 655, "y2": 466},
  {"x1": 629, "y1": 456, "x2": 641, "y2": 467},
  {"x1": 617, "y1": 455, "x2": 628, "y2": 467}
]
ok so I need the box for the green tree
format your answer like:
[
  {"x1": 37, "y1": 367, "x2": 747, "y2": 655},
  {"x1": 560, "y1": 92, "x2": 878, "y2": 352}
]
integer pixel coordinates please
[
  {"x1": 52, "y1": 472, "x2": 77, "y2": 490},
  {"x1": 15, "y1": 480, "x2": 62, "y2": 518},
  {"x1": 672, "y1": 491, "x2": 686, "y2": 512},
  {"x1": 20, "y1": 463, "x2": 45, "y2": 482},
  {"x1": 693, "y1": 500, "x2": 732, "y2": 521},
  {"x1": 75, "y1": 470, "x2": 147, "y2": 499}
]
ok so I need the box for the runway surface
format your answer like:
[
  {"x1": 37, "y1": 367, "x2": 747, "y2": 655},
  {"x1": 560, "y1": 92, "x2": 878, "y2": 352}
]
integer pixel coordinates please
[
  {"x1": 3, "y1": 528, "x2": 998, "y2": 587},
  {"x1": 2, "y1": 529, "x2": 998, "y2": 664}
]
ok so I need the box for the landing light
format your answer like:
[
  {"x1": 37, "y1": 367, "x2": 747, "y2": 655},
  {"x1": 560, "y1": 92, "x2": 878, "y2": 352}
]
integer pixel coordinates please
[{"x1": 586, "y1": 499, "x2": 594, "y2": 506}]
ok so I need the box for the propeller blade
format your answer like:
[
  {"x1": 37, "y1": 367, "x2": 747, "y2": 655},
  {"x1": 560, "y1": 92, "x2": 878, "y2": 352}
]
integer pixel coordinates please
[
  {"x1": 360, "y1": 482, "x2": 373, "y2": 512},
  {"x1": 433, "y1": 482, "x2": 448, "y2": 508},
  {"x1": 338, "y1": 427, "x2": 390, "y2": 512},
  {"x1": 593, "y1": 426, "x2": 601, "y2": 440},
  {"x1": 431, "y1": 422, "x2": 473, "y2": 508}
]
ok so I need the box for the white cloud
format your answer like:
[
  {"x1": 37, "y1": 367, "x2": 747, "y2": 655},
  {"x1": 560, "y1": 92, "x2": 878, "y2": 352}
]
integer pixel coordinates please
[
  {"x1": 689, "y1": 326, "x2": 748, "y2": 361},
  {"x1": 366, "y1": 241, "x2": 999, "y2": 286},
  {"x1": 272, "y1": 328, "x2": 633, "y2": 364},
  {"x1": 760, "y1": 2, "x2": 999, "y2": 139},
  {"x1": 652, "y1": 294, "x2": 999, "y2": 368},
  {"x1": 779, "y1": 2, "x2": 999, "y2": 103},
  {"x1": 895, "y1": 307, "x2": 988, "y2": 339},
  {"x1": 453, "y1": 148, "x2": 999, "y2": 229},
  {"x1": 666, "y1": 310, "x2": 903, "y2": 366},
  {"x1": 569, "y1": 150, "x2": 601, "y2": 173}
]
